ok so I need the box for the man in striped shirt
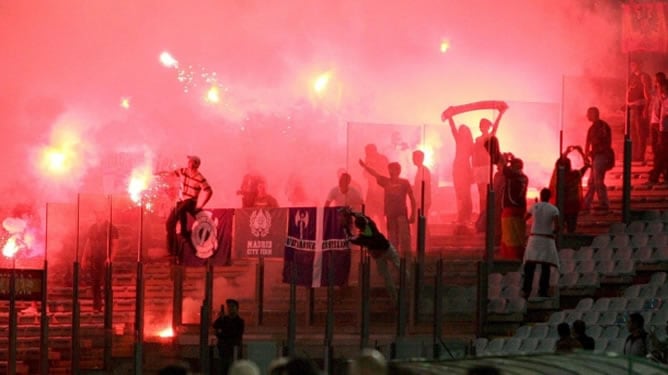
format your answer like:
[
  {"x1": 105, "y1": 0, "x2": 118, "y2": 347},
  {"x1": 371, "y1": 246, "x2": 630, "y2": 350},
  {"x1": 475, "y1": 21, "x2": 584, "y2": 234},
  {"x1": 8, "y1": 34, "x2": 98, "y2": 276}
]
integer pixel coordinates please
[{"x1": 161, "y1": 155, "x2": 213, "y2": 258}]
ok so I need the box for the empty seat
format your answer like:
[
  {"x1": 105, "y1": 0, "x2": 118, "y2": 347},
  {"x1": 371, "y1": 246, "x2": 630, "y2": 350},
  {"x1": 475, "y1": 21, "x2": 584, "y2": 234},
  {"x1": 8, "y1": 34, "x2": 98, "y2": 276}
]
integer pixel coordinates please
[
  {"x1": 592, "y1": 298, "x2": 611, "y2": 312},
  {"x1": 530, "y1": 324, "x2": 549, "y2": 339},
  {"x1": 623, "y1": 285, "x2": 642, "y2": 298},
  {"x1": 502, "y1": 338, "x2": 522, "y2": 355},
  {"x1": 607, "y1": 339, "x2": 626, "y2": 354},
  {"x1": 518, "y1": 338, "x2": 539, "y2": 353},
  {"x1": 610, "y1": 234, "x2": 631, "y2": 249},
  {"x1": 649, "y1": 272, "x2": 667, "y2": 285},
  {"x1": 514, "y1": 325, "x2": 531, "y2": 339},
  {"x1": 502, "y1": 272, "x2": 522, "y2": 287},
  {"x1": 634, "y1": 247, "x2": 654, "y2": 262},
  {"x1": 575, "y1": 247, "x2": 594, "y2": 260},
  {"x1": 536, "y1": 338, "x2": 556, "y2": 353},
  {"x1": 582, "y1": 311, "x2": 600, "y2": 326},
  {"x1": 474, "y1": 338, "x2": 488, "y2": 355},
  {"x1": 578, "y1": 272, "x2": 600, "y2": 288},
  {"x1": 577, "y1": 260, "x2": 596, "y2": 273},
  {"x1": 609, "y1": 222, "x2": 626, "y2": 234},
  {"x1": 560, "y1": 260, "x2": 576, "y2": 273},
  {"x1": 599, "y1": 311, "x2": 619, "y2": 326},
  {"x1": 613, "y1": 259, "x2": 635, "y2": 276},
  {"x1": 646, "y1": 221, "x2": 664, "y2": 234},
  {"x1": 627, "y1": 298, "x2": 646, "y2": 312},
  {"x1": 591, "y1": 234, "x2": 611, "y2": 249},
  {"x1": 649, "y1": 233, "x2": 668, "y2": 248},
  {"x1": 640, "y1": 285, "x2": 659, "y2": 298},
  {"x1": 506, "y1": 297, "x2": 527, "y2": 314},
  {"x1": 559, "y1": 272, "x2": 578, "y2": 288},
  {"x1": 575, "y1": 298, "x2": 594, "y2": 311},
  {"x1": 594, "y1": 338, "x2": 608, "y2": 353},
  {"x1": 565, "y1": 310, "x2": 583, "y2": 324},
  {"x1": 626, "y1": 221, "x2": 646, "y2": 234},
  {"x1": 655, "y1": 247, "x2": 668, "y2": 261},
  {"x1": 547, "y1": 311, "x2": 565, "y2": 325},
  {"x1": 488, "y1": 298, "x2": 506, "y2": 314},
  {"x1": 559, "y1": 248, "x2": 575, "y2": 261},
  {"x1": 501, "y1": 285, "x2": 521, "y2": 298},
  {"x1": 489, "y1": 284, "x2": 502, "y2": 299},
  {"x1": 657, "y1": 285, "x2": 668, "y2": 298},
  {"x1": 482, "y1": 338, "x2": 505, "y2": 356},
  {"x1": 587, "y1": 325, "x2": 603, "y2": 339},
  {"x1": 602, "y1": 325, "x2": 620, "y2": 339},
  {"x1": 613, "y1": 247, "x2": 633, "y2": 260},
  {"x1": 609, "y1": 297, "x2": 629, "y2": 312},
  {"x1": 596, "y1": 260, "x2": 615, "y2": 274},
  {"x1": 489, "y1": 273, "x2": 503, "y2": 287},
  {"x1": 547, "y1": 325, "x2": 559, "y2": 338},
  {"x1": 632, "y1": 233, "x2": 650, "y2": 248},
  {"x1": 593, "y1": 248, "x2": 613, "y2": 261}
]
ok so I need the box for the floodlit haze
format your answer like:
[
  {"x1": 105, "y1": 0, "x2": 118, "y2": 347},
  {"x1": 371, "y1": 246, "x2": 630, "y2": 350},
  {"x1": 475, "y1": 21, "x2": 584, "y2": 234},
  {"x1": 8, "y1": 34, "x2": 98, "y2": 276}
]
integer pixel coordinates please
[{"x1": 0, "y1": 0, "x2": 624, "y2": 208}]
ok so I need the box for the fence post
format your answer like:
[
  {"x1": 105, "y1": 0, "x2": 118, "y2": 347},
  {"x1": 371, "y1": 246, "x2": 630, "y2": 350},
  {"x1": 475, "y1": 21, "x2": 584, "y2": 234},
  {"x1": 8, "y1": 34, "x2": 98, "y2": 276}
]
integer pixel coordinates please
[
  {"x1": 433, "y1": 257, "x2": 443, "y2": 359},
  {"x1": 256, "y1": 256, "x2": 264, "y2": 326}
]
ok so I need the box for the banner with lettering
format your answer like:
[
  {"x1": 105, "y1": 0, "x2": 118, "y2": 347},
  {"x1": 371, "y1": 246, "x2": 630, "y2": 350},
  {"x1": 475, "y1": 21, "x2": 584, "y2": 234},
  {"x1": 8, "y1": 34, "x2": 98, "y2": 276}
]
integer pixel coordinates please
[
  {"x1": 622, "y1": 2, "x2": 668, "y2": 53},
  {"x1": 282, "y1": 207, "x2": 351, "y2": 287},
  {"x1": 0, "y1": 269, "x2": 45, "y2": 301},
  {"x1": 233, "y1": 208, "x2": 288, "y2": 258},
  {"x1": 181, "y1": 209, "x2": 234, "y2": 267}
]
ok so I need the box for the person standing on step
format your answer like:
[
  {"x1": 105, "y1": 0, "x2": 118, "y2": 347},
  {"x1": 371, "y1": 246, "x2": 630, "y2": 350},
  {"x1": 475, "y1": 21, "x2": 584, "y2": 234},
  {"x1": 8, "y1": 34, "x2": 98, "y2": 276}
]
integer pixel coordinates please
[
  {"x1": 213, "y1": 299, "x2": 245, "y2": 375},
  {"x1": 583, "y1": 107, "x2": 612, "y2": 212},
  {"x1": 522, "y1": 188, "x2": 559, "y2": 298},
  {"x1": 81, "y1": 210, "x2": 119, "y2": 312}
]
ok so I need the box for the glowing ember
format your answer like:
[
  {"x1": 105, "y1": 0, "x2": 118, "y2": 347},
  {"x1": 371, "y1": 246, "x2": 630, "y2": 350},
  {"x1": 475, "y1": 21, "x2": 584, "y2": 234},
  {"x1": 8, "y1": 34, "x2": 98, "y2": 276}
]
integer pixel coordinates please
[
  {"x1": 2, "y1": 237, "x2": 21, "y2": 258},
  {"x1": 440, "y1": 39, "x2": 450, "y2": 53},
  {"x1": 120, "y1": 97, "x2": 131, "y2": 109},
  {"x1": 206, "y1": 86, "x2": 220, "y2": 103},
  {"x1": 128, "y1": 165, "x2": 154, "y2": 204},
  {"x1": 313, "y1": 72, "x2": 331, "y2": 94},
  {"x1": 526, "y1": 187, "x2": 540, "y2": 201},
  {"x1": 159, "y1": 51, "x2": 178, "y2": 68},
  {"x1": 43, "y1": 148, "x2": 67, "y2": 173},
  {"x1": 417, "y1": 144, "x2": 436, "y2": 169},
  {"x1": 158, "y1": 327, "x2": 174, "y2": 338}
]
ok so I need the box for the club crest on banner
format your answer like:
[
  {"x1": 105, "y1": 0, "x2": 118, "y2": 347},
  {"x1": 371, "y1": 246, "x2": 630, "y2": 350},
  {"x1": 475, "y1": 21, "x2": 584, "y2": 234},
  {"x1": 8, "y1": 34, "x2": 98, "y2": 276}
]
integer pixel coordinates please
[
  {"x1": 249, "y1": 209, "x2": 271, "y2": 238},
  {"x1": 191, "y1": 211, "x2": 218, "y2": 259}
]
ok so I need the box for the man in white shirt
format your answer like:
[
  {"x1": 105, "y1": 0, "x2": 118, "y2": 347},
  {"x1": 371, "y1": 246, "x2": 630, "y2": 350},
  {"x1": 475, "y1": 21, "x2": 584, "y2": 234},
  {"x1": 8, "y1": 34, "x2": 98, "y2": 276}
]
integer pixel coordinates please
[
  {"x1": 522, "y1": 188, "x2": 560, "y2": 298},
  {"x1": 324, "y1": 172, "x2": 364, "y2": 210}
]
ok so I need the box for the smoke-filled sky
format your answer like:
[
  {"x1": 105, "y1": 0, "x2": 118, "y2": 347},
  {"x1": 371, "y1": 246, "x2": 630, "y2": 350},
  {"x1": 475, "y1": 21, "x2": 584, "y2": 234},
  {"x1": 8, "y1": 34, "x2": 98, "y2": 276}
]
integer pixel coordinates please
[{"x1": 0, "y1": 0, "x2": 625, "y2": 209}]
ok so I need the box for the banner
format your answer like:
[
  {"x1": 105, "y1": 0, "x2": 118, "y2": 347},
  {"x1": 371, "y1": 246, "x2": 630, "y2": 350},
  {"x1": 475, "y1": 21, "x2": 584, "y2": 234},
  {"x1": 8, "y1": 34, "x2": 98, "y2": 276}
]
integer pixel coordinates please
[
  {"x1": 234, "y1": 208, "x2": 288, "y2": 258},
  {"x1": 181, "y1": 209, "x2": 234, "y2": 267},
  {"x1": 622, "y1": 2, "x2": 668, "y2": 53},
  {"x1": 282, "y1": 207, "x2": 351, "y2": 287},
  {"x1": 0, "y1": 268, "x2": 44, "y2": 301}
]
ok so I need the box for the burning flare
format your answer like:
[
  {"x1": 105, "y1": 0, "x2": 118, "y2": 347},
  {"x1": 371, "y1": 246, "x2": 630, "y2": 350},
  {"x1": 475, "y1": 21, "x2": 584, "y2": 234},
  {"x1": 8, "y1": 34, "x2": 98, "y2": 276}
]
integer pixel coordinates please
[
  {"x1": 128, "y1": 165, "x2": 154, "y2": 204},
  {"x1": 158, "y1": 327, "x2": 174, "y2": 338}
]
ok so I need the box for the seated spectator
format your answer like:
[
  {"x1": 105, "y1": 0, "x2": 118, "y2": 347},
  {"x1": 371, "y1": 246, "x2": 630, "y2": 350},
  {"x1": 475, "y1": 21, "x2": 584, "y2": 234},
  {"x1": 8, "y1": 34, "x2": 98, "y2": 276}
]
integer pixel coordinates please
[
  {"x1": 573, "y1": 320, "x2": 595, "y2": 351},
  {"x1": 556, "y1": 322, "x2": 583, "y2": 352},
  {"x1": 648, "y1": 320, "x2": 668, "y2": 363},
  {"x1": 624, "y1": 312, "x2": 649, "y2": 357},
  {"x1": 230, "y1": 360, "x2": 260, "y2": 375},
  {"x1": 350, "y1": 348, "x2": 387, "y2": 375}
]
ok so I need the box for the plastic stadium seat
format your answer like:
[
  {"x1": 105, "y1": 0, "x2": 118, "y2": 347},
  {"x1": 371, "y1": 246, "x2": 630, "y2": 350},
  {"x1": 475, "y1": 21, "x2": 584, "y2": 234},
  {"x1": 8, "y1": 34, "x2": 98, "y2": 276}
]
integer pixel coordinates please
[
  {"x1": 649, "y1": 272, "x2": 667, "y2": 285},
  {"x1": 623, "y1": 285, "x2": 642, "y2": 299},
  {"x1": 575, "y1": 298, "x2": 594, "y2": 311},
  {"x1": 587, "y1": 325, "x2": 603, "y2": 339},
  {"x1": 582, "y1": 311, "x2": 600, "y2": 326},
  {"x1": 609, "y1": 222, "x2": 626, "y2": 234},
  {"x1": 502, "y1": 338, "x2": 522, "y2": 355},
  {"x1": 591, "y1": 234, "x2": 611, "y2": 249},
  {"x1": 632, "y1": 233, "x2": 650, "y2": 248},
  {"x1": 514, "y1": 325, "x2": 531, "y2": 339},
  {"x1": 489, "y1": 284, "x2": 502, "y2": 299},
  {"x1": 610, "y1": 234, "x2": 631, "y2": 249},
  {"x1": 488, "y1": 298, "x2": 507, "y2": 314},
  {"x1": 598, "y1": 311, "x2": 619, "y2": 326},
  {"x1": 655, "y1": 247, "x2": 668, "y2": 261},
  {"x1": 648, "y1": 233, "x2": 668, "y2": 248},
  {"x1": 559, "y1": 248, "x2": 575, "y2": 260},
  {"x1": 530, "y1": 324, "x2": 549, "y2": 339},
  {"x1": 489, "y1": 273, "x2": 503, "y2": 287},
  {"x1": 613, "y1": 259, "x2": 635, "y2": 276},
  {"x1": 536, "y1": 338, "x2": 556, "y2": 353},
  {"x1": 506, "y1": 298, "x2": 527, "y2": 314},
  {"x1": 592, "y1": 298, "x2": 611, "y2": 312},
  {"x1": 593, "y1": 248, "x2": 614, "y2": 261},
  {"x1": 613, "y1": 247, "x2": 633, "y2": 260},
  {"x1": 502, "y1": 272, "x2": 522, "y2": 287},
  {"x1": 627, "y1": 298, "x2": 646, "y2": 312},
  {"x1": 559, "y1": 272, "x2": 578, "y2": 288},
  {"x1": 634, "y1": 247, "x2": 654, "y2": 262},
  {"x1": 565, "y1": 310, "x2": 583, "y2": 324},
  {"x1": 518, "y1": 338, "x2": 539, "y2": 353},
  {"x1": 482, "y1": 338, "x2": 505, "y2": 356},
  {"x1": 607, "y1": 339, "x2": 626, "y2": 354},
  {"x1": 657, "y1": 285, "x2": 668, "y2": 298},
  {"x1": 596, "y1": 260, "x2": 615, "y2": 274},
  {"x1": 547, "y1": 311, "x2": 565, "y2": 325},
  {"x1": 602, "y1": 325, "x2": 620, "y2": 339},
  {"x1": 577, "y1": 273, "x2": 600, "y2": 288},
  {"x1": 646, "y1": 221, "x2": 664, "y2": 234},
  {"x1": 547, "y1": 325, "x2": 559, "y2": 338},
  {"x1": 609, "y1": 297, "x2": 629, "y2": 312},
  {"x1": 501, "y1": 285, "x2": 521, "y2": 298},
  {"x1": 575, "y1": 247, "x2": 594, "y2": 261},
  {"x1": 640, "y1": 285, "x2": 659, "y2": 299},
  {"x1": 560, "y1": 260, "x2": 575, "y2": 273},
  {"x1": 626, "y1": 220, "x2": 646, "y2": 234},
  {"x1": 577, "y1": 260, "x2": 596, "y2": 273},
  {"x1": 594, "y1": 338, "x2": 608, "y2": 353},
  {"x1": 474, "y1": 338, "x2": 488, "y2": 355},
  {"x1": 651, "y1": 310, "x2": 668, "y2": 325}
]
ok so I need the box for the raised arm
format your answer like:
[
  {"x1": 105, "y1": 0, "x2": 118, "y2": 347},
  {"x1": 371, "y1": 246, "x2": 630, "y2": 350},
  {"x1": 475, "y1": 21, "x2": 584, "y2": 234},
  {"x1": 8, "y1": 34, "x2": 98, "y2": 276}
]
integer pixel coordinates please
[
  {"x1": 359, "y1": 159, "x2": 381, "y2": 179},
  {"x1": 490, "y1": 102, "x2": 509, "y2": 137},
  {"x1": 447, "y1": 117, "x2": 458, "y2": 140}
]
